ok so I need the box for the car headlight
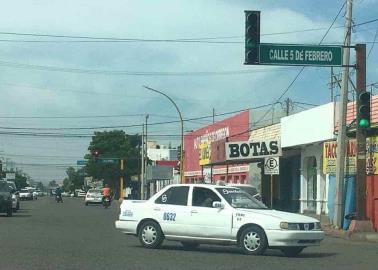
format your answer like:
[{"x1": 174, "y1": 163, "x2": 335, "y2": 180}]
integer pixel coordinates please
[
  {"x1": 314, "y1": 222, "x2": 322, "y2": 230},
  {"x1": 280, "y1": 222, "x2": 300, "y2": 230}
]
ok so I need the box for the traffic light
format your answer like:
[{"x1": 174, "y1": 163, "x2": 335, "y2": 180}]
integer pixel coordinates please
[
  {"x1": 244, "y1": 10, "x2": 260, "y2": 65},
  {"x1": 177, "y1": 145, "x2": 181, "y2": 160},
  {"x1": 93, "y1": 150, "x2": 100, "y2": 163},
  {"x1": 358, "y1": 92, "x2": 371, "y2": 129}
]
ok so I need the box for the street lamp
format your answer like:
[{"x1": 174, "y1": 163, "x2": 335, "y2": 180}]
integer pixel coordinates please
[{"x1": 143, "y1": 86, "x2": 184, "y2": 183}]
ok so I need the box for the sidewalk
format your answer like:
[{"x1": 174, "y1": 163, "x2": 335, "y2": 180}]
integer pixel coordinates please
[{"x1": 322, "y1": 224, "x2": 378, "y2": 243}]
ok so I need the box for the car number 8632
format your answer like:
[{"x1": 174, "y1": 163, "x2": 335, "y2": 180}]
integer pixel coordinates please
[{"x1": 163, "y1": 212, "x2": 176, "y2": 221}]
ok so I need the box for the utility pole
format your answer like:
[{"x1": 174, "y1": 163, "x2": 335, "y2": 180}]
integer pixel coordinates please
[
  {"x1": 334, "y1": 0, "x2": 353, "y2": 228},
  {"x1": 282, "y1": 98, "x2": 293, "y2": 116},
  {"x1": 141, "y1": 124, "x2": 145, "y2": 200},
  {"x1": 212, "y1": 108, "x2": 215, "y2": 124},
  {"x1": 145, "y1": 114, "x2": 149, "y2": 198},
  {"x1": 331, "y1": 67, "x2": 334, "y2": 102},
  {"x1": 120, "y1": 159, "x2": 124, "y2": 199}
]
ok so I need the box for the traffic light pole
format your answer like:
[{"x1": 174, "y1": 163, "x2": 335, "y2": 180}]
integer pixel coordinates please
[{"x1": 355, "y1": 43, "x2": 367, "y2": 220}]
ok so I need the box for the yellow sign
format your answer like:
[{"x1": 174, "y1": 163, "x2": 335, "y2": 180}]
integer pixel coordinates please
[
  {"x1": 366, "y1": 136, "x2": 378, "y2": 174},
  {"x1": 323, "y1": 137, "x2": 378, "y2": 175},
  {"x1": 199, "y1": 143, "x2": 211, "y2": 166},
  {"x1": 323, "y1": 140, "x2": 356, "y2": 175}
]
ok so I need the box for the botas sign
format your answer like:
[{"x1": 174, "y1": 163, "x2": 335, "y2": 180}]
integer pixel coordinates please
[{"x1": 225, "y1": 140, "x2": 281, "y2": 161}]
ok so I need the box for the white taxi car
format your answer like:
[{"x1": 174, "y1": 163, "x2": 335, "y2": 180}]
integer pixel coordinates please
[
  {"x1": 115, "y1": 184, "x2": 324, "y2": 256},
  {"x1": 85, "y1": 189, "x2": 103, "y2": 206}
]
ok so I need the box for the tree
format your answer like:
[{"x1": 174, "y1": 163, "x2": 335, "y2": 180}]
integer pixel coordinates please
[
  {"x1": 63, "y1": 167, "x2": 84, "y2": 192},
  {"x1": 36, "y1": 182, "x2": 45, "y2": 191},
  {"x1": 14, "y1": 169, "x2": 28, "y2": 189},
  {"x1": 85, "y1": 130, "x2": 141, "y2": 197}
]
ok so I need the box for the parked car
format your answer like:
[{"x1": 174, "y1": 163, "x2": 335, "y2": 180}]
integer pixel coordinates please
[
  {"x1": 0, "y1": 180, "x2": 13, "y2": 217},
  {"x1": 61, "y1": 192, "x2": 70, "y2": 197},
  {"x1": 229, "y1": 184, "x2": 262, "y2": 201},
  {"x1": 85, "y1": 189, "x2": 103, "y2": 206},
  {"x1": 7, "y1": 181, "x2": 20, "y2": 212},
  {"x1": 78, "y1": 191, "x2": 86, "y2": 197},
  {"x1": 115, "y1": 184, "x2": 324, "y2": 256},
  {"x1": 19, "y1": 189, "x2": 33, "y2": 201}
]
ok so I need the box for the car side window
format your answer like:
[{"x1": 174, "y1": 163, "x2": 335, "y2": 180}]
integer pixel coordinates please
[
  {"x1": 192, "y1": 187, "x2": 221, "y2": 208},
  {"x1": 155, "y1": 186, "x2": 189, "y2": 206}
]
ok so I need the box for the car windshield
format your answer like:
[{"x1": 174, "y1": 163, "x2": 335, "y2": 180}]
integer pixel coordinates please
[
  {"x1": 20, "y1": 189, "x2": 29, "y2": 193},
  {"x1": 88, "y1": 190, "x2": 101, "y2": 194},
  {"x1": 234, "y1": 186, "x2": 258, "y2": 196},
  {"x1": 0, "y1": 182, "x2": 10, "y2": 192},
  {"x1": 216, "y1": 188, "x2": 267, "y2": 209}
]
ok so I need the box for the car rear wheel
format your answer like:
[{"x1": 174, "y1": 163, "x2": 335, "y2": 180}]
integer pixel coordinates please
[
  {"x1": 16, "y1": 202, "x2": 20, "y2": 210},
  {"x1": 280, "y1": 247, "x2": 304, "y2": 257},
  {"x1": 181, "y1": 242, "x2": 200, "y2": 250},
  {"x1": 239, "y1": 225, "x2": 268, "y2": 255},
  {"x1": 138, "y1": 221, "x2": 164, "y2": 249}
]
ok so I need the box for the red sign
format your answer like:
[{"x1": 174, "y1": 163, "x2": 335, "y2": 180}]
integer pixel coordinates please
[{"x1": 184, "y1": 111, "x2": 249, "y2": 176}]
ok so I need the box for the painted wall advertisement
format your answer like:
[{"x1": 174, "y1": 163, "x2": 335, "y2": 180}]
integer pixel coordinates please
[{"x1": 323, "y1": 137, "x2": 378, "y2": 175}]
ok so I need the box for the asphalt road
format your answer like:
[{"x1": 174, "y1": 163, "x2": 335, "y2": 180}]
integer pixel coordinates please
[{"x1": 0, "y1": 197, "x2": 377, "y2": 270}]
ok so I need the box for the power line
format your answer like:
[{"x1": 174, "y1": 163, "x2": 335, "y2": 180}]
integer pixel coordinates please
[
  {"x1": 0, "y1": 105, "x2": 273, "y2": 131},
  {"x1": 0, "y1": 60, "x2": 294, "y2": 76},
  {"x1": 0, "y1": 17, "x2": 375, "y2": 45}
]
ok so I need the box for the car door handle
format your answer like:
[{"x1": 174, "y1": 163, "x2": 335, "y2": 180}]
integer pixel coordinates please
[
  {"x1": 191, "y1": 210, "x2": 198, "y2": 214},
  {"x1": 153, "y1": 207, "x2": 161, "y2": 211}
]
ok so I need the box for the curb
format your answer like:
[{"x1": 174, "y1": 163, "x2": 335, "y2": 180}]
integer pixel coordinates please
[{"x1": 324, "y1": 228, "x2": 378, "y2": 243}]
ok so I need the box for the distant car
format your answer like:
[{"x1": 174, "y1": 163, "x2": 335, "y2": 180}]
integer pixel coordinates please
[
  {"x1": 61, "y1": 192, "x2": 70, "y2": 197},
  {"x1": 7, "y1": 181, "x2": 20, "y2": 212},
  {"x1": 19, "y1": 189, "x2": 33, "y2": 201},
  {"x1": 0, "y1": 180, "x2": 13, "y2": 216},
  {"x1": 32, "y1": 191, "x2": 38, "y2": 200},
  {"x1": 77, "y1": 190, "x2": 86, "y2": 198},
  {"x1": 85, "y1": 189, "x2": 103, "y2": 205},
  {"x1": 229, "y1": 184, "x2": 262, "y2": 201}
]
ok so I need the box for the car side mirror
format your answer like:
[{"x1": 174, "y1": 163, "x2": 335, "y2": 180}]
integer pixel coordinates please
[{"x1": 212, "y1": 201, "x2": 224, "y2": 209}]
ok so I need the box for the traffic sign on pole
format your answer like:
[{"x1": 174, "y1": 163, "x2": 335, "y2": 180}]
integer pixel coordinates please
[
  {"x1": 264, "y1": 157, "x2": 279, "y2": 175},
  {"x1": 259, "y1": 44, "x2": 342, "y2": 66}
]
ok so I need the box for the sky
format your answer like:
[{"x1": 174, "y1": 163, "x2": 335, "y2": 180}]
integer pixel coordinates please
[{"x1": 0, "y1": 0, "x2": 377, "y2": 184}]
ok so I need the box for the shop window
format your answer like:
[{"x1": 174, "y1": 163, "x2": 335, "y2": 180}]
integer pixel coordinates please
[
  {"x1": 234, "y1": 175, "x2": 239, "y2": 184},
  {"x1": 227, "y1": 175, "x2": 232, "y2": 183},
  {"x1": 220, "y1": 176, "x2": 226, "y2": 181},
  {"x1": 240, "y1": 175, "x2": 246, "y2": 184}
]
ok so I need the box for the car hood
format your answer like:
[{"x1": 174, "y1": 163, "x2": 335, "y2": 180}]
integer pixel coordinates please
[{"x1": 238, "y1": 209, "x2": 319, "y2": 223}]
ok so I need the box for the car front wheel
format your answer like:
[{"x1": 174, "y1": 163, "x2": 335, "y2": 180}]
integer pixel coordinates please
[
  {"x1": 138, "y1": 221, "x2": 164, "y2": 249},
  {"x1": 280, "y1": 247, "x2": 304, "y2": 257},
  {"x1": 239, "y1": 225, "x2": 268, "y2": 255}
]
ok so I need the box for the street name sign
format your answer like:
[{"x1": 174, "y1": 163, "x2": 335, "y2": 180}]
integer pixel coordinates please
[
  {"x1": 101, "y1": 159, "x2": 117, "y2": 164},
  {"x1": 76, "y1": 160, "x2": 88, "y2": 166},
  {"x1": 259, "y1": 44, "x2": 342, "y2": 66},
  {"x1": 264, "y1": 157, "x2": 279, "y2": 175}
]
